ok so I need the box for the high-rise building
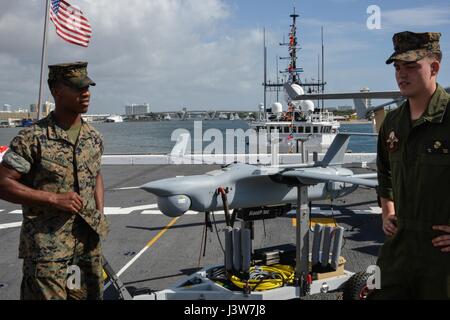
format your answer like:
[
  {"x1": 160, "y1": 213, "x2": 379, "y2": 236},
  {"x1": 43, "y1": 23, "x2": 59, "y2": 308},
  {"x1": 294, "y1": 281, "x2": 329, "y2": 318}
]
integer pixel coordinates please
[
  {"x1": 125, "y1": 103, "x2": 150, "y2": 115},
  {"x1": 2, "y1": 104, "x2": 11, "y2": 112},
  {"x1": 43, "y1": 101, "x2": 55, "y2": 116}
]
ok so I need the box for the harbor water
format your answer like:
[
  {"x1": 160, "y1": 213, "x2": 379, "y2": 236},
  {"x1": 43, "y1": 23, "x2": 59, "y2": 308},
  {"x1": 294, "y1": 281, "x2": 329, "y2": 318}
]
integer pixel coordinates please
[{"x1": 0, "y1": 120, "x2": 377, "y2": 154}]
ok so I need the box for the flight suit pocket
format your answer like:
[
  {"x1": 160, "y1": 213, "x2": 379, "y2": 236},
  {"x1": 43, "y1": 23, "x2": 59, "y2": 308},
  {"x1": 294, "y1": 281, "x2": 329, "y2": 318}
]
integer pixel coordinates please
[
  {"x1": 419, "y1": 153, "x2": 450, "y2": 166},
  {"x1": 417, "y1": 153, "x2": 450, "y2": 221}
]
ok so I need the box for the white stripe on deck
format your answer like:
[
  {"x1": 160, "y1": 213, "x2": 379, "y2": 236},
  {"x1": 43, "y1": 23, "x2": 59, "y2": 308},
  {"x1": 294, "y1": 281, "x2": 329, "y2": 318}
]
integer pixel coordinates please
[
  {"x1": 0, "y1": 221, "x2": 22, "y2": 230},
  {"x1": 140, "y1": 210, "x2": 200, "y2": 215},
  {"x1": 104, "y1": 217, "x2": 179, "y2": 291},
  {"x1": 353, "y1": 207, "x2": 382, "y2": 215},
  {"x1": 104, "y1": 204, "x2": 158, "y2": 215}
]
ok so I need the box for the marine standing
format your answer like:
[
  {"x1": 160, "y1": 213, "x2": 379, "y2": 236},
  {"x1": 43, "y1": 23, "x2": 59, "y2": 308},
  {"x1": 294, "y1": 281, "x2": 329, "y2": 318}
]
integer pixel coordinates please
[
  {"x1": 373, "y1": 31, "x2": 450, "y2": 299},
  {"x1": 0, "y1": 62, "x2": 108, "y2": 300}
]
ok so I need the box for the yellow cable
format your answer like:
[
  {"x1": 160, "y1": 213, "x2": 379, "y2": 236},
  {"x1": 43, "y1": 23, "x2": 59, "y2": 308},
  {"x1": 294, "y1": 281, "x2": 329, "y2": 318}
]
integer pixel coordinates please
[{"x1": 229, "y1": 264, "x2": 295, "y2": 291}]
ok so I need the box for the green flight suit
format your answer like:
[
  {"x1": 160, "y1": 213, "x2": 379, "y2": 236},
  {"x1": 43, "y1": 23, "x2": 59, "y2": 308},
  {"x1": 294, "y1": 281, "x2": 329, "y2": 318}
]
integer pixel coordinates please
[{"x1": 373, "y1": 84, "x2": 450, "y2": 299}]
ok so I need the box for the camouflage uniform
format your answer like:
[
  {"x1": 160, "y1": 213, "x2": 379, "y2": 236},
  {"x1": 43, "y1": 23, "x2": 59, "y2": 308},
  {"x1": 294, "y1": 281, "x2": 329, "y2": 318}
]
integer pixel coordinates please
[
  {"x1": 2, "y1": 62, "x2": 108, "y2": 300},
  {"x1": 372, "y1": 32, "x2": 450, "y2": 299},
  {"x1": 385, "y1": 31, "x2": 441, "y2": 64}
]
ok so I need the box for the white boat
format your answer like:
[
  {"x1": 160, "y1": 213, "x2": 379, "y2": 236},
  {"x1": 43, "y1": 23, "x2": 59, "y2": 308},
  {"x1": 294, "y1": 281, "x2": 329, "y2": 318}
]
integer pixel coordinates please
[
  {"x1": 218, "y1": 113, "x2": 228, "y2": 120},
  {"x1": 163, "y1": 113, "x2": 171, "y2": 121},
  {"x1": 250, "y1": 98, "x2": 340, "y2": 154},
  {"x1": 105, "y1": 115, "x2": 124, "y2": 123}
]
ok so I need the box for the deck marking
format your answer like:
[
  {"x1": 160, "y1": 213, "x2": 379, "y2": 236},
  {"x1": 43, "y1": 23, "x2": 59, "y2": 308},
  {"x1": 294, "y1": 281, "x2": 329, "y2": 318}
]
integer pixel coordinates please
[
  {"x1": 116, "y1": 217, "x2": 179, "y2": 277},
  {"x1": 9, "y1": 210, "x2": 22, "y2": 214},
  {"x1": 140, "y1": 210, "x2": 200, "y2": 215},
  {"x1": 292, "y1": 217, "x2": 337, "y2": 227},
  {"x1": 103, "y1": 204, "x2": 159, "y2": 215},
  {"x1": 0, "y1": 221, "x2": 22, "y2": 230},
  {"x1": 287, "y1": 208, "x2": 342, "y2": 217},
  {"x1": 353, "y1": 207, "x2": 382, "y2": 215},
  {"x1": 111, "y1": 186, "x2": 142, "y2": 191}
]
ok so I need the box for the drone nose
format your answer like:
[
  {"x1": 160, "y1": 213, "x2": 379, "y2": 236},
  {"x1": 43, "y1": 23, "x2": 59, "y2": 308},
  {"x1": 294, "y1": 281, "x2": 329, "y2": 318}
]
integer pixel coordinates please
[
  {"x1": 140, "y1": 180, "x2": 171, "y2": 196},
  {"x1": 157, "y1": 195, "x2": 191, "y2": 217}
]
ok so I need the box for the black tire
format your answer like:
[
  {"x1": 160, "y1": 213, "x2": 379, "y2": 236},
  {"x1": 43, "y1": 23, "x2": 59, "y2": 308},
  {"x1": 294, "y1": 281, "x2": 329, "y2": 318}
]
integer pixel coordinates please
[{"x1": 343, "y1": 272, "x2": 372, "y2": 300}]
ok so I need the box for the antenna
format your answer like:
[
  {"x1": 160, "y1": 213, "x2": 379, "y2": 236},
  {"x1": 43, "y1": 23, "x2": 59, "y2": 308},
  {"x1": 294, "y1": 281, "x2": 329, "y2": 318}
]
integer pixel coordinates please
[
  {"x1": 276, "y1": 55, "x2": 279, "y2": 101},
  {"x1": 321, "y1": 26, "x2": 325, "y2": 111},
  {"x1": 263, "y1": 7, "x2": 326, "y2": 103},
  {"x1": 318, "y1": 54, "x2": 320, "y2": 108},
  {"x1": 263, "y1": 28, "x2": 267, "y2": 119}
]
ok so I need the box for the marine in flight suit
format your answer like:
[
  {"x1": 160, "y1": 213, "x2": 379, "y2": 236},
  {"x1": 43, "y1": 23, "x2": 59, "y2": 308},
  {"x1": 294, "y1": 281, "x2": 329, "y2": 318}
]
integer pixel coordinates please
[{"x1": 373, "y1": 32, "x2": 450, "y2": 299}]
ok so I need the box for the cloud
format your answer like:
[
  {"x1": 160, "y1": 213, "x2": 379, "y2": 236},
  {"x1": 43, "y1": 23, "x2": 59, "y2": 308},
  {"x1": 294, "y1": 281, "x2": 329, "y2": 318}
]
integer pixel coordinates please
[
  {"x1": 1, "y1": 1, "x2": 449, "y2": 114},
  {"x1": 0, "y1": 0, "x2": 265, "y2": 113},
  {"x1": 382, "y1": 6, "x2": 450, "y2": 29}
]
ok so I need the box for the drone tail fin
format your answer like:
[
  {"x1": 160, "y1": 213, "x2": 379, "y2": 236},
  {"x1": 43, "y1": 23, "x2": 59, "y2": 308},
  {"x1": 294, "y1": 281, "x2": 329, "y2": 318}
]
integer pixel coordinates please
[{"x1": 319, "y1": 133, "x2": 351, "y2": 167}]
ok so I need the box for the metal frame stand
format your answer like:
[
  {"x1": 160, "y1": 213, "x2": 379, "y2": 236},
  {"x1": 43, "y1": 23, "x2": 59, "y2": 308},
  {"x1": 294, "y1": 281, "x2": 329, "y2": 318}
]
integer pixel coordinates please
[
  {"x1": 103, "y1": 256, "x2": 133, "y2": 300},
  {"x1": 296, "y1": 185, "x2": 310, "y2": 296},
  {"x1": 129, "y1": 187, "x2": 355, "y2": 300}
]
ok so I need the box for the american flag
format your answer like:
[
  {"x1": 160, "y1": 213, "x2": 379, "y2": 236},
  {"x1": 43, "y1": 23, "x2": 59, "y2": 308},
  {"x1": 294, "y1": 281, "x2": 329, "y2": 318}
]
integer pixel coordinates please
[{"x1": 49, "y1": 0, "x2": 92, "y2": 47}]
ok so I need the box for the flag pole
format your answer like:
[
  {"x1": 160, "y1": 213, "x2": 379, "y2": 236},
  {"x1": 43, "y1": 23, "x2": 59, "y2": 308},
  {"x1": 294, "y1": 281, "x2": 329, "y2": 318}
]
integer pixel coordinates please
[{"x1": 37, "y1": 0, "x2": 51, "y2": 121}]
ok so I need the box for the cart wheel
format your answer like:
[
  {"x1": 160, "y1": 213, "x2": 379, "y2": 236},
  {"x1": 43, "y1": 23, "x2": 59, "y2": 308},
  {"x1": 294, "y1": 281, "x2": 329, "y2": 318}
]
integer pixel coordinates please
[{"x1": 343, "y1": 272, "x2": 372, "y2": 300}]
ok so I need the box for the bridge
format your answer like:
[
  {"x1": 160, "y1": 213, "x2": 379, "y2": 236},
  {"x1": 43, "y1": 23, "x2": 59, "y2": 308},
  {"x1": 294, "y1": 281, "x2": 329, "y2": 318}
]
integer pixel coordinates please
[{"x1": 124, "y1": 110, "x2": 260, "y2": 121}]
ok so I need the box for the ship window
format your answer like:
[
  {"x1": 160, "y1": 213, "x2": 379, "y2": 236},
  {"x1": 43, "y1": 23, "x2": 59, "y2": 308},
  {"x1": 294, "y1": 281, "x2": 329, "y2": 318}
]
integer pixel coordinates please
[
  {"x1": 305, "y1": 126, "x2": 311, "y2": 133},
  {"x1": 293, "y1": 126, "x2": 298, "y2": 133},
  {"x1": 284, "y1": 126, "x2": 290, "y2": 133},
  {"x1": 313, "y1": 126, "x2": 318, "y2": 133},
  {"x1": 298, "y1": 126, "x2": 304, "y2": 133}
]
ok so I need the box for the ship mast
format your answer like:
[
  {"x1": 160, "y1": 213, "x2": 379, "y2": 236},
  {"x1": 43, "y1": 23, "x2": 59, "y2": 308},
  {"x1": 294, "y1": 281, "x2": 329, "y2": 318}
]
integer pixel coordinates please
[
  {"x1": 263, "y1": 8, "x2": 326, "y2": 97},
  {"x1": 281, "y1": 8, "x2": 302, "y2": 84}
]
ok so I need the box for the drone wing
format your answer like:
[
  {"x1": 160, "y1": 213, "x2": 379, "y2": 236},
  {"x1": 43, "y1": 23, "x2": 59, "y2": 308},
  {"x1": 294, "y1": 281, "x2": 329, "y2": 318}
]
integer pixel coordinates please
[{"x1": 281, "y1": 170, "x2": 378, "y2": 188}]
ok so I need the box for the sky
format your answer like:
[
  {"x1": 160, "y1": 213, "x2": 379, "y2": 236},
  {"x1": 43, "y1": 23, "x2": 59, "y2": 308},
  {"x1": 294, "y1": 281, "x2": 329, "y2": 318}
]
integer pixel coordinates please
[{"x1": 1, "y1": 0, "x2": 449, "y2": 114}]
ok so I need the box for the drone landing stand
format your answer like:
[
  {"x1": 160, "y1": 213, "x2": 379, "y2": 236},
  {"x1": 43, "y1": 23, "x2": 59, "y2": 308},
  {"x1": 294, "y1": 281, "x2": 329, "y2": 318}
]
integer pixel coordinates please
[{"x1": 129, "y1": 185, "x2": 357, "y2": 300}]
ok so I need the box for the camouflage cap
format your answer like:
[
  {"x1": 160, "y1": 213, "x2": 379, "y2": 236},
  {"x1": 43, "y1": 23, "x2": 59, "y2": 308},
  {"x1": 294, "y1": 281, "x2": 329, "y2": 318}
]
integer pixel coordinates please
[
  {"x1": 386, "y1": 31, "x2": 441, "y2": 64},
  {"x1": 48, "y1": 61, "x2": 96, "y2": 89}
]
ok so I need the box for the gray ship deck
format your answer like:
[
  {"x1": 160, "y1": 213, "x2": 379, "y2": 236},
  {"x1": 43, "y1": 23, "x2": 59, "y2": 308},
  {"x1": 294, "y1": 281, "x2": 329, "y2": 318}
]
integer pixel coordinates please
[{"x1": 0, "y1": 164, "x2": 384, "y2": 300}]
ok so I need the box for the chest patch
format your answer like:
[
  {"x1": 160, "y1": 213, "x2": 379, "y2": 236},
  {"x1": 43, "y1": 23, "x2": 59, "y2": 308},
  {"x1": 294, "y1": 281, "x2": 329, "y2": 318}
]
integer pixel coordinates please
[
  {"x1": 386, "y1": 131, "x2": 399, "y2": 152},
  {"x1": 424, "y1": 140, "x2": 450, "y2": 154}
]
